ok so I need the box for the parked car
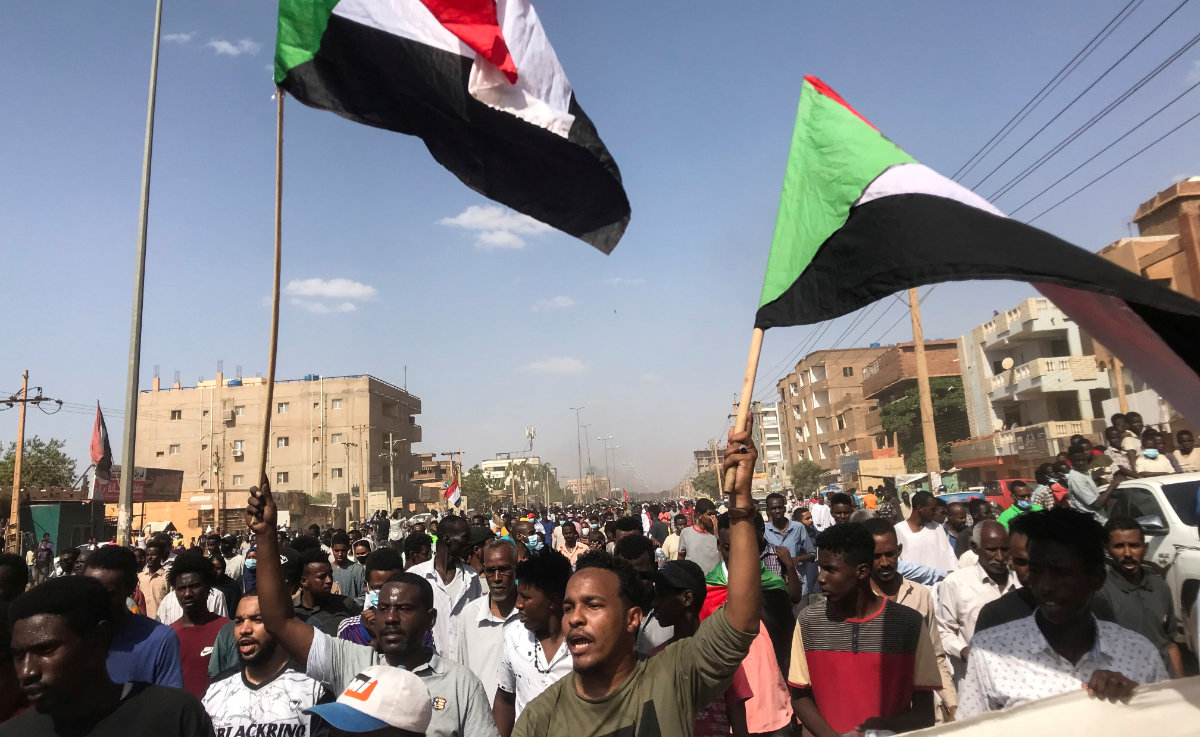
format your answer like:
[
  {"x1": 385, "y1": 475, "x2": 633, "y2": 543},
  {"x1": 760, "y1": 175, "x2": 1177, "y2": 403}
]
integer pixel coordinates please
[
  {"x1": 1108, "y1": 472, "x2": 1200, "y2": 651},
  {"x1": 937, "y1": 479, "x2": 1035, "y2": 510}
]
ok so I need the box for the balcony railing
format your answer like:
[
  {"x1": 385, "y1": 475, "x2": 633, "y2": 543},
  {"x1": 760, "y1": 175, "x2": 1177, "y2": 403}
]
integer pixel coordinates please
[{"x1": 989, "y1": 356, "x2": 1098, "y2": 392}]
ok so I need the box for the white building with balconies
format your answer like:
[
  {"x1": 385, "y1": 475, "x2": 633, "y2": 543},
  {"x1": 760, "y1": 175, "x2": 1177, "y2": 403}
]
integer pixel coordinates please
[{"x1": 952, "y1": 297, "x2": 1111, "y2": 479}]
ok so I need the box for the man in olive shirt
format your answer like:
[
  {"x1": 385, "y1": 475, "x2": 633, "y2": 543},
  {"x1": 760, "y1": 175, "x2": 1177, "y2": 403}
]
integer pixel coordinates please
[
  {"x1": 513, "y1": 426, "x2": 761, "y2": 737},
  {"x1": 1095, "y1": 516, "x2": 1183, "y2": 677}
]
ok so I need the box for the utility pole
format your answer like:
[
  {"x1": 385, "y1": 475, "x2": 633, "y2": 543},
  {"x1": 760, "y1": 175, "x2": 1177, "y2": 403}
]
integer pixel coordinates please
[
  {"x1": 598, "y1": 436, "x2": 613, "y2": 499},
  {"x1": 341, "y1": 441, "x2": 358, "y2": 520},
  {"x1": 118, "y1": 0, "x2": 164, "y2": 547},
  {"x1": 381, "y1": 433, "x2": 406, "y2": 514},
  {"x1": 570, "y1": 407, "x2": 584, "y2": 505},
  {"x1": 6, "y1": 372, "x2": 28, "y2": 554},
  {"x1": 5, "y1": 374, "x2": 63, "y2": 553},
  {"x1": 908, "y1": 287, "x2": 941, "y2": 483},
  {"x1": 711, "y1": 439, "x2": 724, "y2": 494}
]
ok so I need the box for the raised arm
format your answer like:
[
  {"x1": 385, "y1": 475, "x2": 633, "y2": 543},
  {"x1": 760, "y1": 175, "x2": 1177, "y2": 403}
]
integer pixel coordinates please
[
  {"x1": 246, "y1": 483, "x2": 316, "y2": 666},
  {"x1": 722, "y1": 426, "x2": 761, "y2": 635}
]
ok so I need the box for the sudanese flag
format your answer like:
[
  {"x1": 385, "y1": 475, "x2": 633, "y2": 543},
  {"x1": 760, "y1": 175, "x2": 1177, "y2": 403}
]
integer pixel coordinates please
[
  {"x1": 274, "y1": 0, "x2": 630, "y2": 252},
  {"x1": 756, "y1": 76, "x2": 1200, "y2": 422}
]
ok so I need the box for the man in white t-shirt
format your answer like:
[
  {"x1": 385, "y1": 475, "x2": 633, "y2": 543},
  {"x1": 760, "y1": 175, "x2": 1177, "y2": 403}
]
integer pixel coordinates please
[
  {"x1": 1174, "y1": 430, "x2": 1200, "y2": 472},
  {"x1": 1135, "y1": 432, "x2": 1176, "y2": 476},
  {"x1": 493, "y1": 549, "x2": 574, "y2": 735},
  {"x1": 894, "y1": 491, "x2": 958, "y2": 573},
  {"x1": 406, "y1": 515, "x2": 482, "y2": 662}
]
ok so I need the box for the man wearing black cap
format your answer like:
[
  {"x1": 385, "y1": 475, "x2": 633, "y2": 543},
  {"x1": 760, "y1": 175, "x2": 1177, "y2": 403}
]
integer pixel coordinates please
[{"x1": 464, "y1": 526, "x2": 497, "y2": 575}]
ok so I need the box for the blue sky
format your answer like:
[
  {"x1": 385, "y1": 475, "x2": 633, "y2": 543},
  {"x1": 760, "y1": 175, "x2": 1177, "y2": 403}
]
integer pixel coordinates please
[{"x1": 3, "y1": 1, "x2": 1199, "y2": 492}]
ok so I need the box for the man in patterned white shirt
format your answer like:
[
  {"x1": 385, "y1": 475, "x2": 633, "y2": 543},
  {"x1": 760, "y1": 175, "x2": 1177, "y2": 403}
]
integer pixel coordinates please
[
  {"x1": 958, "y1": 508, "x2": 1167, "y2": 718},
  {"x1": 203, "y1": 592, "x2": 329, "y2": 736}
]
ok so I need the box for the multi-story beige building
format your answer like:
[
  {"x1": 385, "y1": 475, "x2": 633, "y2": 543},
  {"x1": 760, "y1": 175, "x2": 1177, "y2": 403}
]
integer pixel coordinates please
[
  {"x1": 133, "y1": 372, "x2": 421, "y2": 526},
  {"x1": 776, "y1": 347, "x2": 888, "y2": 486}
]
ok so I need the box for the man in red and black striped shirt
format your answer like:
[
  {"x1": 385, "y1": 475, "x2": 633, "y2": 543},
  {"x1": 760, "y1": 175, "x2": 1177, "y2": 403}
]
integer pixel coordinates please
[{"x1": 788, "y1": 523, "x2": 940, "y2": 736}]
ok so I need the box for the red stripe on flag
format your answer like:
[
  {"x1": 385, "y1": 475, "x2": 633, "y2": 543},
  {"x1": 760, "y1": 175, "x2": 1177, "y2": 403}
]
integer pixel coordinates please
[
  {"x1": 419, "y1": 0, "x2": 518, "y2": 83},
  {"x1": 803, "y1": 75, "x2": 879, "y2": 132}
]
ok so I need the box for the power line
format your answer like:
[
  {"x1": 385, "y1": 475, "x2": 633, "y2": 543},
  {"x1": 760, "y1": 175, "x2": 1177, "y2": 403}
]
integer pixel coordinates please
[
  {"x1": 988, "y1": 30, "x2": 1200, "y2": 203},
  {"x1": 952, "y1": 0, "x2": 1143, "y2": 181},
  {"x1": 1027, "y1": 107, "x2": 1200, "y2": 223},
  {"x1": 1009, "y1": 79, "x2": 1200, "y2": 215},
  {"x1": 968, "y1": 0, "x2": 1191, "y2": 192}
]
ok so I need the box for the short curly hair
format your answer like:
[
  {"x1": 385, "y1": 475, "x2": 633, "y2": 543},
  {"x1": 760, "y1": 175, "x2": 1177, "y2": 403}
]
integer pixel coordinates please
[{"x1": 167, "y1": 550, "x2": 216, "y2": 589}]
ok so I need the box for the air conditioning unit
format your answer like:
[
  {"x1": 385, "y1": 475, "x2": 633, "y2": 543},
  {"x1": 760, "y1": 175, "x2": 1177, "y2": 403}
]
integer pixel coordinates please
[
  {"x1": 231, "y1": 449, "x2": 244, "y2": 458},
  {"x1": 222, "y1": 410, "x2": 234, "y2": 423}
]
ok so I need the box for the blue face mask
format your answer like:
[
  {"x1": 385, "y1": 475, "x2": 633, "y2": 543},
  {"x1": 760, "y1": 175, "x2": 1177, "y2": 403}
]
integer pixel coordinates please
[
  {"x1": 526, "y1": 537, "x2": 544, "y2": 554},
  {"x1": 367, "y1": 589, "x2": 379, "y2": 610},
  {"x1": 1144, "y1": 448, "x2": 1160, "y2": 459},
  {"x1": 1014, "y1": 499, "x2": 1033, "y2": 511},
  {"x1": 244, "y1": 558, "x2": 257, "y2": 570}
]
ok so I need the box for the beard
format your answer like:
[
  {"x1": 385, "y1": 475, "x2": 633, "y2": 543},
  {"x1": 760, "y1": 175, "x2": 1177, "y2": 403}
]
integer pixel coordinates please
[{"x1": 241, "y1": 636, "x2": 278, "y2": 666}]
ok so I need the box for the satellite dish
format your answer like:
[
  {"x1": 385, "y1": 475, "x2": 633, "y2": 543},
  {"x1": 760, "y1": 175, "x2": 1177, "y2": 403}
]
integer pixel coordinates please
[{"x1": 1001, "y1": 357, "x2": 1015, "y2": 371}]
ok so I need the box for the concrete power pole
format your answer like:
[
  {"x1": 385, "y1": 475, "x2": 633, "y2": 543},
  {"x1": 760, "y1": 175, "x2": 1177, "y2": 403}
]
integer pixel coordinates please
[{"x1": 908, "y1": 287, "x2": 941, "y2": 483}]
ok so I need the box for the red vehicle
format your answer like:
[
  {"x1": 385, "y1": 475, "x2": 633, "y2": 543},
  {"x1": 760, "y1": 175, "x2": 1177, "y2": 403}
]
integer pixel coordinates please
[{"x1": 980, "y1": 478, "x2": 1036, "y2": 510}]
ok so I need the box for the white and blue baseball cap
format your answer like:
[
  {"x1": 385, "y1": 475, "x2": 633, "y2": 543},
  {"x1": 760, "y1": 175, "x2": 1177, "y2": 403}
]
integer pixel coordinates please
[{"x1": 306, "y1": 665, "x2": 432, "y2": 733}]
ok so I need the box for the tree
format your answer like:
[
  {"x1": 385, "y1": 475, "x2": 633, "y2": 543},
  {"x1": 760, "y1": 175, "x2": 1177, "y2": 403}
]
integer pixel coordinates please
[
  {"x1": 879, "y1": 376, "x2": 970, "y2": 473},
  {"x1": 0, "y1": 436, "x2": 78, "y2": 489},
  {"x1": 791, "y1": 460, "x2": 824, "y2": 498},
  {"x1": 459, "y1": 465, "x2": 492, "y2": 512},
  {"x1": 692, "y1": 469, "x2": 719, "y2": 498}
]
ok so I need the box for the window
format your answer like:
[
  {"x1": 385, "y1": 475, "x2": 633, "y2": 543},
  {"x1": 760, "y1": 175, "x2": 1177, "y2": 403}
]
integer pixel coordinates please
[
  {"x1": 842, "y1": 366, "x2": 854, "y2": 377},
  {"x1": 169, "y1": 444, "x2": 180, "y2": 455},
  {"x1": 836, "y1": 414, "x2": 846, "y2": 431},
  {"x1": 313, "y1": 471, "x2": 319, "y2": 479},
  {"x1": 277, "y1": 402, "x2": 289, "y2": 414},
  {"x1": 155, "y1": 450, "x2": 164, "y2": 457},
  {"x1": 331, "y1": 433, "x2": 343, "y2": 444},
  {"x1": 313, "y1": 402, "x2": 319, "y2": 409},
  {"x1": 234, "y1": 405, "x2": 245, "y2": 416},
  {"x1": 331, "y1": 468, "x2": 344, "y2": 479},
  {"x1": 1110, "y1": 487, "x2": 1167, "y2": 529},
  {"x1": 170, "y1": 409, "x2": 182, "y2": 420},
  {"x1": 331, "y1": 398, "x2": 343, "y2": 410},
  {"x1": 233, "y1": 440, "x2": 245, "y2": 451},
  {"x1": 200, "y1": 478, "x2": 207, "y2": 487},
  {"x1": 789, "y1": 383, "x2": 798, "y2": 396},
  {"x1": 276, "y1": 472, "x2": 289, "y2": 484},
  {"x1": 201, "y1": 444, "x2": 208, "y2": 451},
  {"x1": 232, "y1": 475, "x2": 245, "y2": 486},
  {"x1": 202, "y1": 409, "x2": 209, "y2": 417},
  {"x1": 277, "y1": 436, "x2": 289, "y2": 448}
]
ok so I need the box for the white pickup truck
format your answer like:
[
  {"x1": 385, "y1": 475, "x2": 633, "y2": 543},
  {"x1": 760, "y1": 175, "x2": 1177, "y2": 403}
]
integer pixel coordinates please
[{"x1": 1108, "y1": 472, "x2": 1200, "y2": 652}]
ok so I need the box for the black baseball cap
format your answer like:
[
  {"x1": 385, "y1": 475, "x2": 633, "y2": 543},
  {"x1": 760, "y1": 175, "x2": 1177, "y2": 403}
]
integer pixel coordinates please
[
  {"x1": 469, "y1": 526, "x2": 495, "y2": 547},
  {"x1": 652, "y1": 560, "x2": 707, "y2": 608}
]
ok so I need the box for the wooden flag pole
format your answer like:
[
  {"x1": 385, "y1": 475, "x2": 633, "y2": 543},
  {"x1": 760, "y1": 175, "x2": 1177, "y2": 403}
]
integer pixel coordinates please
[
  {"x1": 724, "y1": 328, "x2": 764, "y2": 493},
  {"x1": 258, "y1": 90, "x2": 285, "y2": 490}
]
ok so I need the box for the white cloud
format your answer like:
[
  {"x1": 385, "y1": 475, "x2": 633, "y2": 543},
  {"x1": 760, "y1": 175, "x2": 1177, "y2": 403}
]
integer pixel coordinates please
[
  {"x1": 439, "y1": 205, "x2": 550, "y2": 249},
  {"x1": 521, "y1": 357, "x2": 586, "y2": 374},
  {"x1": 1189, "y1": 59, "x2": 1200, "y2": 83},
  {"x1": 603, "y1": 277, "x2": 646, "y2": 286},
  {"x1": 206, "y1": 38, "x2": 262, "y2": 56},
  {"x1": 290, "y1": 298, "x2": 357, "y2": 314},
  {"x1": 283, "y1": 278, "x2": 375, "y2": 314},
  {"x1": 284, "y1": 278, "x2": 377, "y2": 300},
  {"x1": 163, "y1": 32, "x2": 195, "y2": 44},
  {"x1": 533, "y1": 295, "x2": 576, "y2": 311}
]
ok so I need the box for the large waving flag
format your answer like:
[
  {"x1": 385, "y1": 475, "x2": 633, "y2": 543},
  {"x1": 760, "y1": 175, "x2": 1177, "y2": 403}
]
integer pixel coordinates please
[
  {"x1": 757, "y1": 76, "x2": 1200, "y2": 422},
  {"x1": 274, "y1": 0, "x2": 630, "y2": 253}
]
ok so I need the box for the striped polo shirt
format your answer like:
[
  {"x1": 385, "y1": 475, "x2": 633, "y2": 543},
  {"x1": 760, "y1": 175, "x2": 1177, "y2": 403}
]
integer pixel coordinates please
[{"x1": 788, "y1": 598, "x2": 940, "y2": 734}]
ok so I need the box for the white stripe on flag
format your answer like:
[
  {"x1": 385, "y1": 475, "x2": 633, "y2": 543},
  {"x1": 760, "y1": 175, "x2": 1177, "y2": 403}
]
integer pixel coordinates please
[{"x1": 332, "y1": 0, "x2": 575, "y2": 136}]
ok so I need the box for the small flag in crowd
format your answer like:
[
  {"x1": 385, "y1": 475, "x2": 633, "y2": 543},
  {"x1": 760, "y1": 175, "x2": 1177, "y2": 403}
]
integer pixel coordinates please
[
  {"x1": 756, "y1": 75, "x2": 1200, "y2": 422},
  {"x1": 274, "y1": 0, "x2": 630, "y2": 252},
  {"x1": 90, "y1": 402, "x2": 112, "y2": 481},
  {"x1": 444, "y1": 473, "x2": 460, "y2": 506}
]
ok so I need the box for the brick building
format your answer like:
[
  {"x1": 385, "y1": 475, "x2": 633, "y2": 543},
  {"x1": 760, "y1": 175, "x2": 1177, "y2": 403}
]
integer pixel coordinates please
[{"x1": 775, "y1": 346, "x2": 889, "y2": 487}]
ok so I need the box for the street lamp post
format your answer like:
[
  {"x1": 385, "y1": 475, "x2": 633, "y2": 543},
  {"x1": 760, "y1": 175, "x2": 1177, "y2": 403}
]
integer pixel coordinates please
[
  {"x1": 570, "y1": 407, "x2": 584, "y2": 505},
  {"x1": 341, "y1": 441, "x2": 359, "y2": 520},
  {"x1": 379, "y1": 434, "x2": 406, "y2": 515}
]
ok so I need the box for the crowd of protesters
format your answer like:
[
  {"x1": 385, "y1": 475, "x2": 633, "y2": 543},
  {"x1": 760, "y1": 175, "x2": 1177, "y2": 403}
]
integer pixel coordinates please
[{"x1": 0, "y1": 412, "x2": 1195, "y2": 736}]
